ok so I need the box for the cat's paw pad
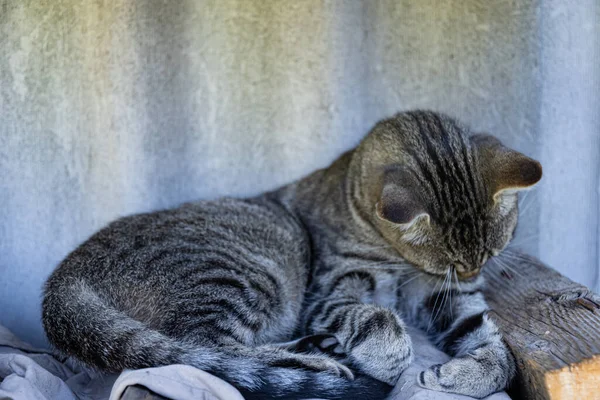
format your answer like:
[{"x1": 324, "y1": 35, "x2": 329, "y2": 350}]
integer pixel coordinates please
[
  {"x1": 318, "y1": 336, "x2": 340, "y2": 351},
  {"x1": 418, "y1": 364, "x2": 447, "y2": 390},
  {"x1": 316, "y1": 335, "x2": 347, "y2": 357},
  {"x1": 281, "y1": 333, "x2": 342, "y2": 354}
]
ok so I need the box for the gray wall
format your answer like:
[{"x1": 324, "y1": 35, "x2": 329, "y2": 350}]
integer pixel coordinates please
[{"x1": 1, "y1": 0, "x2": 598, "y2": 347}]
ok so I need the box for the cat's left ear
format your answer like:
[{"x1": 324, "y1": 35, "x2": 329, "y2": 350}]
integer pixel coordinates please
[
  {"x1": 471, "y1": 134, "x2": 542, "y2": 201},
  {"x1": 375, "y1": 166, "x2": 430, "y2": 228}
]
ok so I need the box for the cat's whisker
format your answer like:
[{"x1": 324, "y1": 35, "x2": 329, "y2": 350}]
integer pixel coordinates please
[
  {"x1": 397, "y1": 269, "x2": 424, "y2": 279},
  {"x1": 510, "y1": 233, "x2": 540, "y2": 243},
  {"x1": 434, "y1": 269, "x2": 451, "y2": 324},
  {"x1": 505, "y1": 245, "x2": 535, "y2": 254},
  {"x1": 518, "y1": 192, "x2": 538, "y2": 217},
  {"x1": 448, "y1": 267, "x2": 454, "y2": 320},
  {"x1": 518, "y1": 186, "x2": 538, "y2": 206},
  {"x1": 397, "y1": 272, "x2": 423, "y2": 289},
  {"x1": 429, "y1": 268, "x2": 451, "y2": 332},
  {"x1": 493, "y1": 257, "x2": 523, "y2": 278},
  {"x1": 425, "y1": 274, "x2": 436, "y2": 288},
  {"x1": 504, "y1": 257, "x2": 530, "y2": 266},
  {"x1": 504, "y1": 247, "x2": 530, "y2": 255},
  {"x1": 519, "y1": 187, "x2": 537, "y2": 205},
  {"x1": 429, "y1": 273, "x2": 443, "y2": 296},
  {"x1": 517, "y1": 187, "x2": 533, "y2": 205},
  {"x1": 511, "y1": 231, "x2": 540, "y2": 241},
  {"x1": 442, "y1": 279, "x2": 452, "y2": 322},
  {"x1": 427, "y1": 275, "x2": 444, "y2": 331},
  {"x1": 508, "y1": 236, "x2": 539, "y2": 248},
  {"x1": 441, "y1": 269, "x2": 453, "y2": 319},
  {"x1": 491, "y1": 259, "x2": 513, "y2": 279},
  {"x1": 453, "y1": 267, "x2": 463, "y2": 293},
  {"x1": 503, "y1": 265, "x2": 522, "y2": 279},
  {"x1": 500, "y1": 250, "x2": 532, "y2": 263},
  {"x1": 499, "y1": 253, "x2": 527, "y2": 262}
]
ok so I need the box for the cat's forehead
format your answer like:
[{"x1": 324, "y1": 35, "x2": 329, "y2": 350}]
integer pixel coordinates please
[
  {"x1": 391, "y1": 111, "x2": 489, "y2": 222},
  {"x1": 396, "y1": 111, "x2": 471, "y2": 148}
]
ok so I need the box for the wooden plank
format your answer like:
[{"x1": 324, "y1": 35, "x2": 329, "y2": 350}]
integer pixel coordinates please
[{"x1": 482, "y1": 252, "x2": 600, "y2": 400}]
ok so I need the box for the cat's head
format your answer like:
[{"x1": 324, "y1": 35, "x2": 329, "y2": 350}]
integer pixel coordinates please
[{"x1": 363, "y1": 111, "x2": 542, "y2": 280}]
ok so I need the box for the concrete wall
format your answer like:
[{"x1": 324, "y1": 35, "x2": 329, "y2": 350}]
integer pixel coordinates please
[{"x1": 1, "y1": 0, "x2": 598, "y2": 347}]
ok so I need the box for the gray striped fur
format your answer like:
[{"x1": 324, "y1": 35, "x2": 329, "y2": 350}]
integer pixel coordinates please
[{"x1": 43, "y1": 110, "x2": 541, "y2": 399}]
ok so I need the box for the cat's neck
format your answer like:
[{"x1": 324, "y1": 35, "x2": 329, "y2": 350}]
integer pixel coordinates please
[{"x1": 273, "y1": 148, "x2": 397, "y2": 259}]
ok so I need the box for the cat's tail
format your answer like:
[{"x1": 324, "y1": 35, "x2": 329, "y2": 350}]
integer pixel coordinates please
[
  {"x1": 42, "y1": 279, "x2": 392, "y2": 400},
  {"x1": 183, "y1": 345, "x2": 393, "y2": 400}
]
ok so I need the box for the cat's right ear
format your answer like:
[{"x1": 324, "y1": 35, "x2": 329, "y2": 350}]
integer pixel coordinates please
[
  {"x1": 375, "y1": 167, "x2": 430, "y2": 228},
  {"x1": 471, "y1": 134, "x2": 542, "y2": 200}
]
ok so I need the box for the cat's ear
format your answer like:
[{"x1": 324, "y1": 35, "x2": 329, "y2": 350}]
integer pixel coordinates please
[
  {"x1": 471, "y1": 134, "x2": 542, "y2": 200},
  {"x1": 375, "y1": 167, "x2": 430, "y2": 227}
]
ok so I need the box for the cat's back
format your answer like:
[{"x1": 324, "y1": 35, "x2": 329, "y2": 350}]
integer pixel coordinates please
[
  {"x1": 55, "y1": 196, "x2": 305, "y2": 268},
  {"x1": 44, "y1": 195, "x2": 310, "y2": 334}
]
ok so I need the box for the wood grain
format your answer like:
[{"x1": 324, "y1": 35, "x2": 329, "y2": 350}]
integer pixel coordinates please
[{"x1": 483, "y1": 252, "x2": 600, "y2": 400}]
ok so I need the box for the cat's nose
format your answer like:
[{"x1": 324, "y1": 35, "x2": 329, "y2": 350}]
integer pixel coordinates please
[
  {"x1": 457, "y1": 269, "x2": 480, "y2": 280},
  {"x1": 454, "y1": 263, "x2": 480, "y2": 280}
]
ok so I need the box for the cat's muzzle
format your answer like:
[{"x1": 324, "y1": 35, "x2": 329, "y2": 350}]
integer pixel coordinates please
[{"x1": 456, "y1": 268, "x2": 480, "y2": 280}]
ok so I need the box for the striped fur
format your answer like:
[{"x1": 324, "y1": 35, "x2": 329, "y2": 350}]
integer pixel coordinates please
[
  {"x1": 275, "y1": 111, "x2": 539, "y2": 397},
  {"x1": 43, "y1": 110, "x2": 540, "y2": 399}
]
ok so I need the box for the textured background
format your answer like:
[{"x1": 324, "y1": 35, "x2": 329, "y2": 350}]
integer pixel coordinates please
[{"x1": 1, "y1": 0, "x2": 599, "y2": 347}]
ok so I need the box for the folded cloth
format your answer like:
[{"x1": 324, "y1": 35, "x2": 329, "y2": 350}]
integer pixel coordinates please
[
  {"x1": 0, "y1": 323, "x2": 510, "y2": 400},
  {"x1": 0, "y1": 324, "x2": 116, "y2": 400},
  {"x1": 110, "y1": 366, "x2": 243, "y2": 400}
]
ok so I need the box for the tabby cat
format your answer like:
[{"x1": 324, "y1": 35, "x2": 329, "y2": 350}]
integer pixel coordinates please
[{"x1": 42, "y1": 111, "x2": 542, "y2": 400}]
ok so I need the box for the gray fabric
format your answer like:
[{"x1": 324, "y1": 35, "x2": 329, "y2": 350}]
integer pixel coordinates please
[
  {"x1": 0, "y1": 326, "x2": 115, "y2": 400},
  {"x1": 110, "y1": 366, "x2": 243, "y2": 400},
  {"x1": 1, "y1": 0, "x2": 598, "y2": 351},
  {"x1": 0, "y1": 324, "x2": 510, "y2": 400},
  {"x1": 0, "y1": 324, "x2": 237, "y2": 400}
]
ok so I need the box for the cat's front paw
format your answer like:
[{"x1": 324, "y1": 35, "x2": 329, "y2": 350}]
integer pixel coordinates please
[
  {"x1": 347, "y1": 307, "x2": 413, "y2": 385},
  {"x1": 417, "y1": 348, "x2": 513, "y2": 398}
]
